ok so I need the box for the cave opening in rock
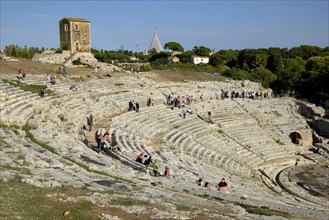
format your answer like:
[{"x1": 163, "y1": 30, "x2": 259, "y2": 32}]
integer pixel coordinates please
[{"x1": 289, "y1": 132, "x2": 303, "y2": 145}]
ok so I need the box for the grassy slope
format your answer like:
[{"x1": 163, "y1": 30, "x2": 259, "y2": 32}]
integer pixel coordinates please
[{"x1": 0, "y1": 59, "x2": 228, "y2": 82}]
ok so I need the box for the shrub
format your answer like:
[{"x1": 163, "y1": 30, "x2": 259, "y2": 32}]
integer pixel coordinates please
[
  {"x1": 140, "y1": 64, "x2": 152, "y2": 72},
  {"x1": 215, "y1": 64, "x2": 230, "y2": 74},
  {"x1": 324, "y1": 100, "x2": 329, "y2": 109},
  {"x1": 58, "y1": 114, "x2": 67, "y2": 122},
  {"x1": 72, "y1": 58, "x2": 81, "y2": 65},
  {"x1": 55, "y1": 48, "x2": 63, "y2": 54},
  {"x1": 4, "y1": 44, "x2": 43, "y2": 59},
  {"x1": 176, "y1": 204, "x2": 196, "y2": 212},
  {"x1": 223, "y1": 68, "x2": 250, "y2": 80}
]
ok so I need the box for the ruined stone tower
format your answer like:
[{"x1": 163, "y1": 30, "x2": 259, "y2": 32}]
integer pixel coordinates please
[{"x1": 59, "y1": 17, "x2": 91, "y2": 53}]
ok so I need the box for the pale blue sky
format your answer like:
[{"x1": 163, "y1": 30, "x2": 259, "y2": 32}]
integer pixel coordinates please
[{"x1": 1, "y1": 0, "x2": 328, "y2": 52}]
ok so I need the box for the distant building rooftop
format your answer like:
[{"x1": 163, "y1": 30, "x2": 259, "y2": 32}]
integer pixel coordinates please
[{"x1": 60, "y1": 17, "x2": 90, "y2": 23}]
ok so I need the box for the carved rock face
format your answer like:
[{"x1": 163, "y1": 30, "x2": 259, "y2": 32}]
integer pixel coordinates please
[{"x1": 290, "y1": 130, "x2": 313, "y2": 146}]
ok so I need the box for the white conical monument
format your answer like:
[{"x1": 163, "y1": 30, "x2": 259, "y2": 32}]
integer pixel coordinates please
[{"x1": 149, "y1": 31, "x2": 163, "y2": 52}]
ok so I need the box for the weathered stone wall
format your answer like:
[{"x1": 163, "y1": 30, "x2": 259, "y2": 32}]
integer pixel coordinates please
[
  {"x1": 59, "y1": 19, "x2": 70, "y2": 50},
  {"x1": 59, "y1": 18, "x2": 90, "y2": 53},
  {"x1": 70, "y1": 21, "x2": 90, "y2": 53}
]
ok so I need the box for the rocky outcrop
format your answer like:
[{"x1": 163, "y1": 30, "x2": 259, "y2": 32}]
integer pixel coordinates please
[
  {"x1": 313, "y1": 117, "x2": 329, "y2": 138},
  {"x1": 0, "y1": 55, "x2": 19, "y2": 61},
  {"x1": 296, "y1": 101, "x2": 329, "y2": 139},
  {"x1": 32, "y1": 50, "x2": 123, "y2": 72},
  {"x1": 312, "y1": 143, "x2": 329, "y2": 158},
  {"x1": 32, "y1": 50, "x2": 71, "y2": 64},
  {"x1": 297, "y1": 102, "x2": 325, "y2": 118}
]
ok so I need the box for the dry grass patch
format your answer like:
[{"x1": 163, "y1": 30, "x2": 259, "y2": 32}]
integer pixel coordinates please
[
  {"x1": 0, "y1": 177, "x2": 102, "y2": 220},
  {"x1": 143, "y1": 70, "x2": 226, "y2": 82}
]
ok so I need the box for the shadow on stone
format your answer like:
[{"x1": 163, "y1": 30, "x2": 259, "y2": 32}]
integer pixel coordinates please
[
  {"x1": 93, "y1": 180, "x2": 116, "y2": 187},
  {"x1": 80, "y1": 155, "x2": 106, "y2": 166}
]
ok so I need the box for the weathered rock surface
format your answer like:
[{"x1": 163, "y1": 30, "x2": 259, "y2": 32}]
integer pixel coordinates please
[
  {"x1": 32, "y1": 50, "x2": 122, "y2": 72},
  {"x1": 297, "y1": 102, "x2": 325, "y2": 118}
]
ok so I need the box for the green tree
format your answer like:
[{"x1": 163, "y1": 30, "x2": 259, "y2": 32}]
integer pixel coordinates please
[
  {"x1": 272, "y1": 57, "x2": 305, "y2": 94},
  {"x1": 217, "y1": 49, "x2": 239, "y2": 64},
  {"x1": 148, "y1": 48, "x2": 158, "y2": 56},
  {"x1": 288, "y1": 45, "x2": 322, "y2": 59},
  {"x1": 4, "y1": 44, "x2": 41, "y2": 59},
  {"x1": 164, "y1": 42, "x2": 184, "y2": 52},
  {"x1": 267, "y1": 53, "x2": 284, "y2": 75},
  {"x1": 254, "y1": 54, "x2": 268, "y2": 68},
  {"x1": 176, "y1": 50, "x2": 195, "y2": 63},
  {"x1": 223, "y1": 68, "x2": 250, "y2": 80},
  {"x1": 250, "y1": 67, "x2": 277, "y2": 88},
  {"x1": 149, "y1": 51, "x2": 171, "y2": 64},
  {"x1": 192, "y1": 46, "x2": 211, "y2": 57},
  {"x1": 209, "y1": 52, "x2": 223, "y2": 66},
  {"x1": 294, "y1": 56, "x2": 329, "y2": 104},
  {"x1": 238, "y1": 49, "x2": 259, "y2": 71}
]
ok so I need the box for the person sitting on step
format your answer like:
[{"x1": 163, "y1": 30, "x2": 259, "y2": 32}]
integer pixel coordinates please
[
  {"x1": 141, "y1": 154, "x2": 148, "y2": 164},
  {"x1": 144, "y1": 155, "x2": 153, "y2": 166},
  {"x1": 136, "y1": 153, "x2": 144, "y2": 163},
  {"x1": 17, "y1": 69, "x2": 23, "y2": 79},
  {"x1": 196, "y1": 178, "x2": 204, "y2": 186},
  {"x1": 217, "y1": 178, "x2": 229, "y2": 194},
  {"x1": 109, "y1": 133, "x2": 121, "y2": 151}
]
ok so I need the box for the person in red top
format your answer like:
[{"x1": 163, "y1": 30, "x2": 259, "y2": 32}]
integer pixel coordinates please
[
  {"x1": 136, "y1": 153, "x2": 144, "y2": 163},
  {"x1": 21, "y1": 69, "x2": 25, "y2": 78},
  {"x1": 17, "y1": 69, "x2": 23, "y2": 79},
  {"x1": 163, "y1": 166, "x2": 170, "y2": 178}
]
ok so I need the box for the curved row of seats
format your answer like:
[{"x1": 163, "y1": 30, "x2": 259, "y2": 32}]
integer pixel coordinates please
[{"x1": 2, "y1": 74, "x2": 326, "y2": 212}]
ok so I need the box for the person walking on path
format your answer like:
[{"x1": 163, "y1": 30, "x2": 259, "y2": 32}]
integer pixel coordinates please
[
  {"x1": 40, "y1": 87, "x2": 45, "y2": 98},
  {"x1": 63, "y1": 66, "x2": 68, "y2": 74},
  {"x1": 87, "y1": 114, "x2": 94, "y2": 132}
]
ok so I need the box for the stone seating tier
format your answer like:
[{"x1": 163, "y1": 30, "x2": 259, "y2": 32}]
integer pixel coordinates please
[{"x1": 2, "y1": 74, "x2": 327, "y2": 215}]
